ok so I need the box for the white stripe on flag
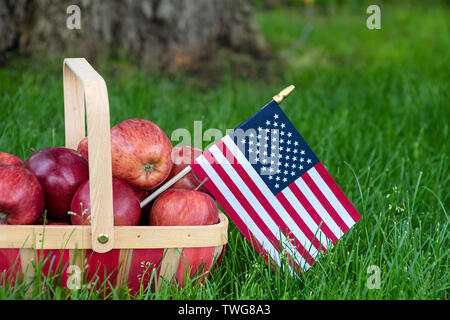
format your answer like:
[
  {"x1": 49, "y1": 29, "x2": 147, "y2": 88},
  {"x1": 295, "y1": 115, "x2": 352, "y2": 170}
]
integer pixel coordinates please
[
  {"x1": 196, "y1": 155, "x2": 283, "y2": 266},
  {"x1": 281, "y1": 187, "x2": 330, "y2": 249},
  {"x1": 222, "y1": 136, "x2": 321, "y2": 262},
  {"x1": 308, "y1": 167, "x2": 356, "y2": 229},
  {"x1": 209, "y1": 145, "x2": 314, "y2": 266},
  {"x1": 295, "y1": 177, "x2": 344, "y2": 239}
]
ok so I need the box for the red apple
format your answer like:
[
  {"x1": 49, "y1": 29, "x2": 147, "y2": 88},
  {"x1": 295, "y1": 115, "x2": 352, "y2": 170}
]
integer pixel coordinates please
[
  {"x1": 150, "y1": 189, "x2": 218, "y2": 226},
  {"x1": 133, "y1": 187, "x2": 148, "y2": 203},
  {"x1": 25, "y1": 147, "x2": 89, "y2": 222},
  {"x1": 0, "y1": 151, "x2": 24, "y2": 167},
  {"x1": 133, "y1": 187, "x2": 153, "y2": 225},
  {"x1": 70, "y1": 178, "x2": 141, "y2": 226},
  {"x1": 149, "y1": 189, "x2": 219, "y2": 287},
  {"x1": 46, "y1": 222, "x2": 70, "y2": 226},
  {"x1": 167, "y1": 146, "x2": 211, "y2": 196},
  {"x1": 77, "y1": 137, "x2": 88, "y2": 161},
  {"x1": 77, "y1": 119, "x2": 173, "y2": 190},
  {"x1": 34, "y1": 216, "x2": 49, "y2": 225},
  {"x1": 0, "y1": 164, "x2": 45, "y2": 225}
]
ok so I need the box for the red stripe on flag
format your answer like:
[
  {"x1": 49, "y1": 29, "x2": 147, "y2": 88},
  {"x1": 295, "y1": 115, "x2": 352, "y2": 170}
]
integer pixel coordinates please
[
  {"x1": 202, "y1": 151, "x2": 301, "y2": 271},
  {"x1": 202, "y1": 151, "x2": 285, "y2": 255},
  {"x1": 275, "y1": 192, "x2": 327, "y2": 253},
  {"x1": 288, "y1": 183, "x2": 339, "y2": 244},
  {"x1": 302, "y1": 172, "x2": 350, "y2": 234},
  {"x1": 217, "y1": 142, "x2": 316, "y2": 267},
  {"x1": 314, "y1": 162, "x2": 361, "y2": 223},
  {"x1": 190, "y1": 160, "x2": 272, "y2": 266}
]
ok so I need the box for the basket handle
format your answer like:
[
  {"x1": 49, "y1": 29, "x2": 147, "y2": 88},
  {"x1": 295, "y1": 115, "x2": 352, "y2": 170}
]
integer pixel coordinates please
[{"x1": 63, "y1": 58, "x2": 115, "y2": 253}]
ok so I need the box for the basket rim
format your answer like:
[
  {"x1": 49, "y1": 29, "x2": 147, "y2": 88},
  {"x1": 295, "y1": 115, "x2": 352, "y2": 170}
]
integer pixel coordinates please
[{"x1": 0, "y1": 212, "x2": 228, "y2": 250}]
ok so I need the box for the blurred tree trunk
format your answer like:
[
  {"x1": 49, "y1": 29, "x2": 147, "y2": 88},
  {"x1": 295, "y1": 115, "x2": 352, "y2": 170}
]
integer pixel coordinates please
[
  {"x1": 0, "y1": 0, "x2": 28, "y2": 55},
  {"x1": 0, "y1": 0, "x2": 269, "y2": 70}
]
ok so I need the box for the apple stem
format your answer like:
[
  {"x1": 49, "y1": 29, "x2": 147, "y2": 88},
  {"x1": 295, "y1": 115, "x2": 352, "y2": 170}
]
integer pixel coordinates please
[
  {"x1": 30, "y1": 147, "x2": 37, "y2": 153},
  {"x1": 194, "y1": 178, "x2": 208, "y2": 191},
  {"x1": 143, "y1": 162, "x2": 155, "y2": 173}
]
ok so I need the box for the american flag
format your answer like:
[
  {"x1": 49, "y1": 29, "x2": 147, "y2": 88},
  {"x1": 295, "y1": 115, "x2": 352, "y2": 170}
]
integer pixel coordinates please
[{"x1": 190, "y1": 100, "x2": 361, "y2": 272}]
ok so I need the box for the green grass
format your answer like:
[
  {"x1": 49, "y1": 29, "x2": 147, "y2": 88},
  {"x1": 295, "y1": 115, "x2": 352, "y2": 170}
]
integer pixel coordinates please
[{"x1": 0, "y1": 2, "x2": 449, "y2": 299}]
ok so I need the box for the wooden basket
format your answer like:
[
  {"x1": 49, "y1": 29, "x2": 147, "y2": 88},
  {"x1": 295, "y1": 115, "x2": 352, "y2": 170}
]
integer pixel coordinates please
[{"x1": 0, "y1": 58, "x2": 228, "y2": 292}]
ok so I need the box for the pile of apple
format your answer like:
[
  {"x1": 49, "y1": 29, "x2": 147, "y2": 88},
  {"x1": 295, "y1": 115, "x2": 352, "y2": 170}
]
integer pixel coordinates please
[{"x1": 0, "y1": 118, "x2": 217, "y2": 229}]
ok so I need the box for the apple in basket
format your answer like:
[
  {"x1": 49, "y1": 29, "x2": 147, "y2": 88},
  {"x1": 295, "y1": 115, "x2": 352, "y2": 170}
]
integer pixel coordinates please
[
  {"x1": 150, "y1": 189, "x2": 219, "y2": 286},
  {"x1": 70, "y1": 177, "x2": 141, "y2": 226},
  {"x1": 25, "y1": 147, "x2": 89, "y2": 222},
  {"x1": 0, "y1": 151, "x2": 24, "y2": 167},
  {"x1": 133, "y1": 187, "x2": 152, "y2": 225},
  {"x1": 150, "y1": 189, "x2": 218, "y2": 226},
  {"x1": 77, "y1": 118, "x2": 173, "y2": 190},
  {"x1": 34, "y1": 215, "x2": 71, "y2": 226},
  {"x1": 167, "y1": 146, "x2": 211, "y2": 196},
  {"x1": 0, "y1": 164, "x2": 45, "y2": 225}
]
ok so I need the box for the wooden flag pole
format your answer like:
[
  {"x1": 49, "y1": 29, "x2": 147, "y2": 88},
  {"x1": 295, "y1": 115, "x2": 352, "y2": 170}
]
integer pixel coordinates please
[{"x1": 139, "y1": 85, "x2": 295, "y2": 208}]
